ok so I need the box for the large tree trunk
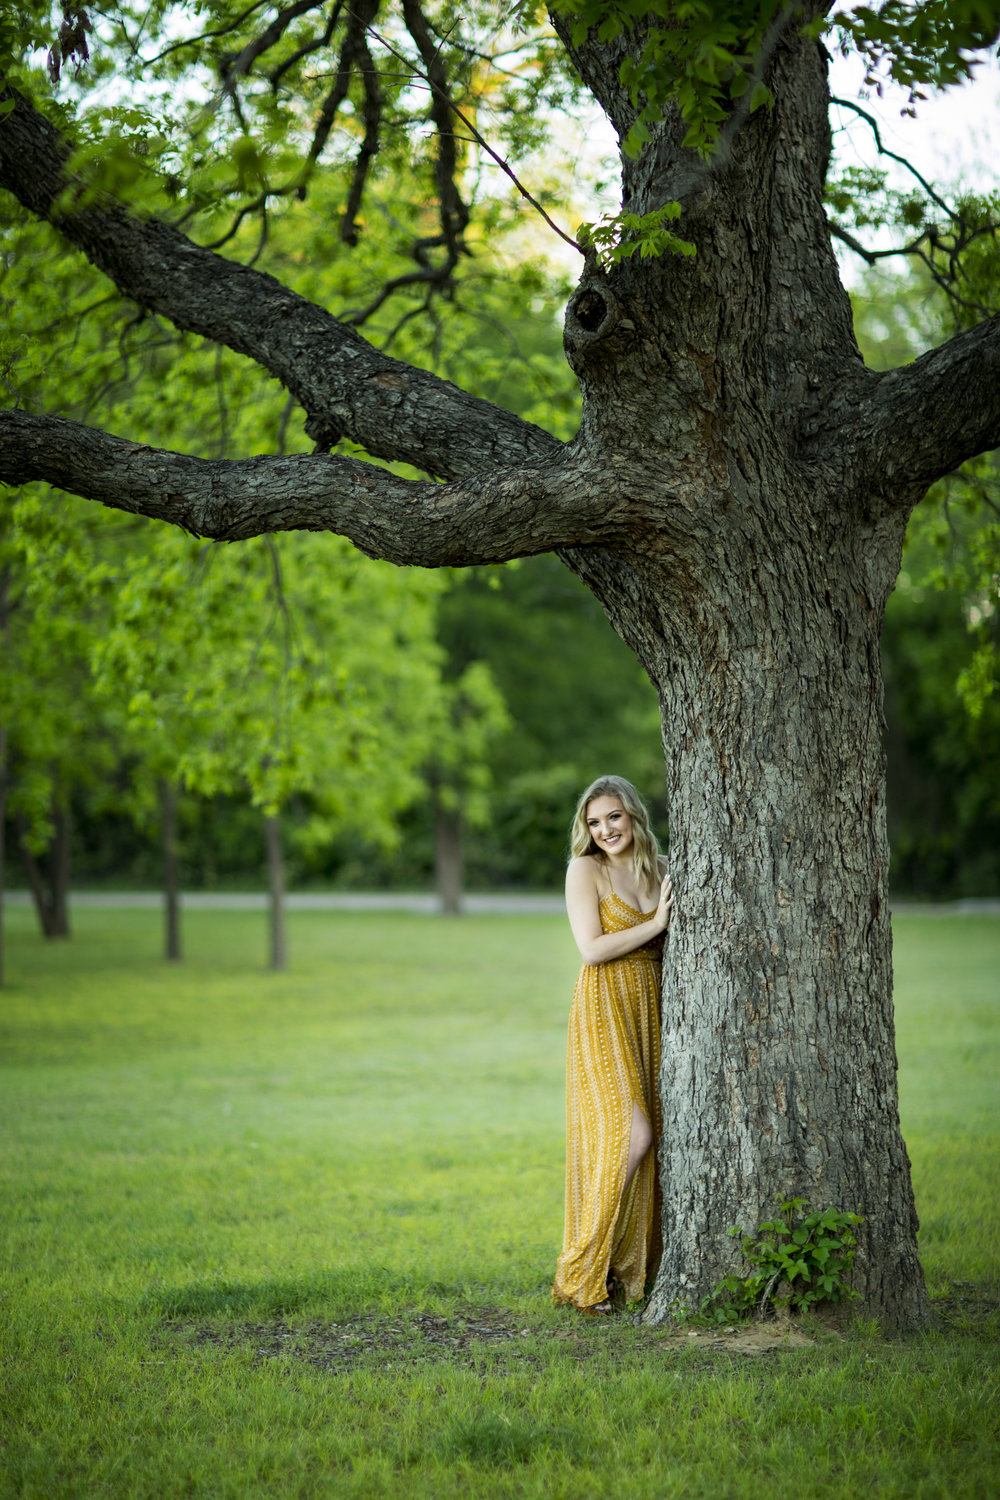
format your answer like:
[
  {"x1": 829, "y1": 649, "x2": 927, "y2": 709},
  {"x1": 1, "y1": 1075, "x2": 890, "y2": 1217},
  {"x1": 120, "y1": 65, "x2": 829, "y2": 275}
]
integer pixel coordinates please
[
  {"x1": 547, "y1": 22, "x2": 932, "y2": 1330},
  {"x1": 576, "y1": 527, "x2": 927, "y2": 1327},
  {"x1": 558, "y1": 371, "x2": 932, "y2": 1329},
  {"x1": 160, "y1": 778, "x2": 182, "y2": 963}
]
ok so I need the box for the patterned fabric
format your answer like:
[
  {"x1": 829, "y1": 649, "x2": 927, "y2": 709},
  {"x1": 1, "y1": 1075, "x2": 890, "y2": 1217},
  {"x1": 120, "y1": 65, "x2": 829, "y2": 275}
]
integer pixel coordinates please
[{"x1": 553, "y1": 892, "x2": 663, "y2": 1310}]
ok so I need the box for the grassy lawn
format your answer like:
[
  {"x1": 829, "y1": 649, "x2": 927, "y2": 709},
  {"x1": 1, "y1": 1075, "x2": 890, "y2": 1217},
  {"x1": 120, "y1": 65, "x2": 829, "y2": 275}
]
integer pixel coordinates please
[{"x1": 1, "y1": 905, "x2": 997, "y2": 1499}]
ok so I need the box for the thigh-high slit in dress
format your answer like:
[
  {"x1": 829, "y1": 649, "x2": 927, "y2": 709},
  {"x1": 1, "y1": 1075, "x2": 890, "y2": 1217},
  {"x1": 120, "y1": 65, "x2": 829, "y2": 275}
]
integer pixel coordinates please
[{"x1": 552, "y1": 892, "x2": 663, "y2": 1309}]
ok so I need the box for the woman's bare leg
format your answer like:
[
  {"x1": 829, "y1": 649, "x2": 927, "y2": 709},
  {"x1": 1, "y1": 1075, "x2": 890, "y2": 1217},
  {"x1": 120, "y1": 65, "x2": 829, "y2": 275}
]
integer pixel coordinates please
[
  {"x1": 602, "y1": 1104, "x2": 654, "y2": 1306},
  {"x1": 623, "y1": 1101, "x2": 652, "y2": 1196}
]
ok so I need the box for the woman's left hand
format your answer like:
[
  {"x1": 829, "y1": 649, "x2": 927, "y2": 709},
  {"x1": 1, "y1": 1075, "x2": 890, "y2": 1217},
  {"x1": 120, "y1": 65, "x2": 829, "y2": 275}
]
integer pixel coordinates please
[{"x1": 655, "y1": 873, "x2": 674, "y2": 930}]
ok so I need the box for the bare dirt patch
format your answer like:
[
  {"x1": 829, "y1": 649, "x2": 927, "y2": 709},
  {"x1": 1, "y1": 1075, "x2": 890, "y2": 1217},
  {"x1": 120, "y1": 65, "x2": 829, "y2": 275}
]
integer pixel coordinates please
[
  {"x1": 158, "y1": 1305, "x2": 817, "y2": 1374},
  {"x1": 644, "y1": 1317, "x2": 815, "y2": 1356},
  {"x1": 159, "y1": 1286, "x2": 999, "y2": 1374},
  {"x1": 161, "y1": 1307, "x2": 544, "y2": 1374}
]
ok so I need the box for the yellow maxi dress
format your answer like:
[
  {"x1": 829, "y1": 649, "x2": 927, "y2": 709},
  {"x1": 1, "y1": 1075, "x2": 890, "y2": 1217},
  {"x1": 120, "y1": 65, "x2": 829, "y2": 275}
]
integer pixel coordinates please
[{"x1": 553, "y1": 892, "x2": 663, "y2": 1309}]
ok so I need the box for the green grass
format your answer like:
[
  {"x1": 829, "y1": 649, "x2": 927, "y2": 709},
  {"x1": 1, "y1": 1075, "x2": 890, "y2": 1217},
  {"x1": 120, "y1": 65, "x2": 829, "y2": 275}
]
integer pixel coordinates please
[
  {"x1": 1, "y1": 905, "x2": 997, "y2": 1499},
  {"x1": 894, "y1": 915, "x2": 1000, "y2": 1292}
]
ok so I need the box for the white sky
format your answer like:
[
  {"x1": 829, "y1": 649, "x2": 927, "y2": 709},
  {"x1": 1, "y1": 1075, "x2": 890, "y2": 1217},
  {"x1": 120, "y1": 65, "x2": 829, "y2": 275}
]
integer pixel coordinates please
[
  {"x1": 827, "y1": 48, "x2": 1000, "y2": 197},
  {"x1": 534, "y1": 44, "x2": 1000, "y2": 282}
]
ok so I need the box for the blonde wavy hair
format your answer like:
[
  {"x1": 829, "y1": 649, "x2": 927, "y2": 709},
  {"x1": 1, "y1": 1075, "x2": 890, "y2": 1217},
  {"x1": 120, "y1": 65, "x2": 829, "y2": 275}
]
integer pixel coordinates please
[{"x1": 569, "y1": 775, "x2": 662, "y2": 891}]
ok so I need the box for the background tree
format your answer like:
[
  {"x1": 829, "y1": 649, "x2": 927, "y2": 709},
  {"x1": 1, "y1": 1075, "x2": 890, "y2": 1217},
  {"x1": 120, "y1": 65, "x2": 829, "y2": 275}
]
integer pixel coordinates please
[
  {"x1": 0, "y1": 493, "x2": 127, "y2": 942},
  {"x1": 96, "y1": 520, "x2": 446, "y2": 968},
  {"x1": 422, "y1": 659, "x2": 510, "y2": 914},
  {"x1": 853, "y1": 266, "x2": 1000, "y2": 897},
  {"x1": 3, "y1": 1, "x2": 1000, "y2": 1327},
  {"x1": 437, "y1": 555, "x2": 665, "y2": 889}
]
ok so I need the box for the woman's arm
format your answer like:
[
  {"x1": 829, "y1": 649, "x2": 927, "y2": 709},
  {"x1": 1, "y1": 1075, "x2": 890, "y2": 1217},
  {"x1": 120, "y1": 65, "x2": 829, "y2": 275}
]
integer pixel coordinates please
[{"x1": 565, "y1": 857, "x2": 673, "y2": 965}]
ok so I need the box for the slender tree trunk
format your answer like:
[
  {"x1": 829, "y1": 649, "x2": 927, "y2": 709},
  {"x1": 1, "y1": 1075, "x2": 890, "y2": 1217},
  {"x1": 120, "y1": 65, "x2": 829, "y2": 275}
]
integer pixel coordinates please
[
  {"x1": 0, "y1": 723, "x2": 6, "y2": 990},
  {"x1": 264, "y1": 812, "x2": 286, "y2": 972},
  {"x1": 18, "y1": 802, "x2": 71, "y2": 939},
  {"x1": 50, "y1": 805, "x2": 70, "y2": 939},
  {"x1": 433, "y1": 793, "x2": 463, "y2": 917},
  {"x1": 18, "y1": 817, "x2": 50, "y2": 935},
  {"x1": 0, "y1": 569, "x2": 7, "y2": 987},
  {"x1": 160, "y1": 778, "x2": 182, "y2": 962}
]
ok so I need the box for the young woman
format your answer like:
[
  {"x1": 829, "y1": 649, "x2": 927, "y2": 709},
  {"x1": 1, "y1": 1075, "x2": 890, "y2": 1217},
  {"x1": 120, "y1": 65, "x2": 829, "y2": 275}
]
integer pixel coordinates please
[{"x1": 553, "y1": 775, "x2": 674, "y2": 1314}]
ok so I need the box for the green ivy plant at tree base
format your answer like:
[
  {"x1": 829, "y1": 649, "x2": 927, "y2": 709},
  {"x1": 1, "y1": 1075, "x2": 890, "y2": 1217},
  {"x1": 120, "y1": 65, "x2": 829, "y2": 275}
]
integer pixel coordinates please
[{"x1": 692, "y1": 1198, "x2": 864, "y2": 1325}]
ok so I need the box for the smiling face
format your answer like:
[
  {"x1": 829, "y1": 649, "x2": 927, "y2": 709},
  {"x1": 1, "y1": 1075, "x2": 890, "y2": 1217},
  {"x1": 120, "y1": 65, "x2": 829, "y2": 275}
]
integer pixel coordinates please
[{"x1": 586, "y1": 795, "x2": 634, "y2": 860}]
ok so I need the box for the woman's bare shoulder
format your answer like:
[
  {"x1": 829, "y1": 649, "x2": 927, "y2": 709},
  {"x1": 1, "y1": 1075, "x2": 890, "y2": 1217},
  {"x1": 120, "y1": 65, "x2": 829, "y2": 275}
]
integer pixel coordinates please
[{"x1": 566, "y1": 854, "x2": 602, "y2": 889}]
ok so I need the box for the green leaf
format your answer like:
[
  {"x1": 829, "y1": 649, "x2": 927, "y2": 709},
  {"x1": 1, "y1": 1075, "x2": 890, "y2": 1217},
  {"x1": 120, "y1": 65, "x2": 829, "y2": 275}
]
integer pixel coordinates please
[
  {"x1": 749, "y1": 81, "x2": 772, "y2": 113},
  {"x1": 623, "y1": 118, "x2": 652, "y2": 160}
]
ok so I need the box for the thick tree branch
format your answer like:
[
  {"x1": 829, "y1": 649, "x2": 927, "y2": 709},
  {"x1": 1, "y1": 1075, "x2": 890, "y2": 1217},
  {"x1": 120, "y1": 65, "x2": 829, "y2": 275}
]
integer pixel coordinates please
[
  {"x1": 0, "y1": 410, "x2": 615, "y2": 566},
  {"x1": 809, "y1": 314, "x2": 1000, "y2": 499},
  {"x1": 219, "y1": 0, "x2": 321, "y2": 83},
  {"x1": 0, "y1": 86, "x2": 560, "y2": 482}
]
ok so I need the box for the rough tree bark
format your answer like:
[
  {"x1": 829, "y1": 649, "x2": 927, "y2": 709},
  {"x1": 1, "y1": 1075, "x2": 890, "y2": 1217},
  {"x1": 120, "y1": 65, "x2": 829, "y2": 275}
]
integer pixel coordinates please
[{"x1": 2, "y1": 7, "x2": 999, "y2": 1327}]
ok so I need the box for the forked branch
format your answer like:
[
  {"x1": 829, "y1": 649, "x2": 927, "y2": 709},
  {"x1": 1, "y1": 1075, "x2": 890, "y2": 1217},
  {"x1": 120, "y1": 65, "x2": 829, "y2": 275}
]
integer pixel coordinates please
[
  {"x1": 823, "y1": 313, "x2": 1000, "y2": 502},
  {"x1": 0, "y1": 85, "x2": 560, "y2": 482},
  {"x1": 0, "y1": 410, "x2": 612, "y2": 567}
]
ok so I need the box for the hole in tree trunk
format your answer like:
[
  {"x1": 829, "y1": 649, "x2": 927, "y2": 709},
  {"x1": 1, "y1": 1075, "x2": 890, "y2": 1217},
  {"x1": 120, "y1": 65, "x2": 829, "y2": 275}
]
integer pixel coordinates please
[{"x1": 573, "y1": 289, "x2": 608, "y2": 332}]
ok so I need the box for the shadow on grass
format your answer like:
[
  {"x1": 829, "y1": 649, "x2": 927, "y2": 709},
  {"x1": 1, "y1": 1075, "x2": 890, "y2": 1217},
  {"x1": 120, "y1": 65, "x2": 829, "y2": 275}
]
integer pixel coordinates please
[
  {"x1": 139, "y1": 1266, "x2": 428, "y2": 1320},
  {"x1": 436, "y1": 1413, "x2": 576, "y2": 1467}
]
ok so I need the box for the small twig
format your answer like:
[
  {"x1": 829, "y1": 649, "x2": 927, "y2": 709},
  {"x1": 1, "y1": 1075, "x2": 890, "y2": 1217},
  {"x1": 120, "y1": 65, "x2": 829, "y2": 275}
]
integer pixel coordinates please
[
  {"x1": 275, "y1": 392, "x2": 296, "y2": 455},
  {"x1": 139, "y1": 0, "x2": 274, "y2": 67},
  {"x1": 756, "y1": 1270, "x2": 782, "y2": 1322},
  {"x1": 0, "y1": 367, "x2": 21, "y2": 408},
  {"x1": 197, "y1": 186, "x2": 300, "y2": 252},
  {"x1": 269, "y1": 2, "x2": 343, "y2": 89},
  {"x1": 830, "y1": 224, "x2": 998, "y2": 322},
  {"x1": 830, "y1": 96, "x2": 961, "y2": 223},
  {"x1": 264, "y1": 534, "x2": 297, "y2": 672},
  {"x1": 361, "y1": 14, "x2": 582, "y2": 254},
  {"x1": 245, "y1": 200, "x2": 270, "y2": 268},
  {"x1": 344, "y1": 263, "x2": 456, "y2": 326},
  {"x1": 214, "y1": 343, "x2": 230, "y2": 460},
  {"x1": 828, "y1": 220, "x2": 931, "y2": 264},
  {"x1": 380, "y1": 302, "x2": 428, "y2": 353}
]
